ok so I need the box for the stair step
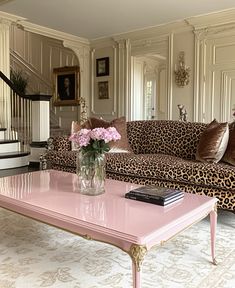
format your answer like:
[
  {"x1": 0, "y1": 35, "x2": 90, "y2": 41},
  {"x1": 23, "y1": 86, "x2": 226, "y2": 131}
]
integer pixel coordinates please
[
  {"x1": 0, "y1": 151, "x2": 30, "y2": 159},
  {"x1": 0, "y1": 140, "x2": 19, "y2": 144},
  {"x1": 0, "y1": 140, "x2": 20, "y2": 153},
  {"x1": 0, "y1": 152, "x2": 30, "y2": 170},
  {"x1": 0, "y1": 128, "x2": 7, "y2": 131}
]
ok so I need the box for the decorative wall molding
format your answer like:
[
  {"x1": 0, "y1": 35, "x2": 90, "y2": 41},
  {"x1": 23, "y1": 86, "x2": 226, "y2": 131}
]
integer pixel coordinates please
[
  {"x1": 194, "y1": 25, "x2": 235, "y2": 122},
  {"x1": 17, "y1": 20, "x2": 90, "y2": 46},
  {"x1": 113, "y1": 44, "x2": 117, "y2": 116},
  {"x1": 111, "y1": 20, "x2": 191, "y2": 43},
  {"x1": 186, "y1": 8, "x2": 235, "y2": 31},
  {"x1": 10, "y1": 50, "x2": 52, "y2": 93},
  {"x1": 0, "y1": 11, "x2": 25, "y2": 23},
  {"x1": 167, "y1": 33, "x2": 173, "y2": 120}
]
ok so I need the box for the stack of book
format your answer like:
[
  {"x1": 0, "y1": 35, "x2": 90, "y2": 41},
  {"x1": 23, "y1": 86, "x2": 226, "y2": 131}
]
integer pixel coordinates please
[{"x1": 125, "y1": 186, "x2": 184, "y2": 206}]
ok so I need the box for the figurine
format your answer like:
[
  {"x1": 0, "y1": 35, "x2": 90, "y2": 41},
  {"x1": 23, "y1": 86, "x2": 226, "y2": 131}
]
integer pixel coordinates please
[{"x1": 177, "y1": 104, "x2": 188, "y2": 122}]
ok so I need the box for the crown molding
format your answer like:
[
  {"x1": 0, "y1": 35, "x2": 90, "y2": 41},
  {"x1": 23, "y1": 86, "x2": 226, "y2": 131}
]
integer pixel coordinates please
[
  {"x1": 90, "y1": 20, "x2": 191, "y2": 47},
  {"x1": 89, "y1": 20, "x2": 191, "y2": 46},
  {"x1": 0, "y1": 11, "x2": 26, "y2": 23},
  {"x1": 112, "y1": 20, "x2": 191, "y2": 42},
  {"x1": 90, "y1": 37, "x2": 116, "y2": 49},
  {"x1": 19, "y1": 20, "x2": 90, "y2": 46},
  {"x1": 0, "y1": 11, "x2": 90, "y2": 46},
  {"x1": 186, "y1": 8, "x2": 235, "y2": 30}
]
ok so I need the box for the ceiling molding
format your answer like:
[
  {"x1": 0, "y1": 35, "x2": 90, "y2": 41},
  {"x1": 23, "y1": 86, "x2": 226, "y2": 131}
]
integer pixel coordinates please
[
  {"x1": 0, "y1": 11, "x2": 90, "y2": 46},
  {"x1": 91, "y1": 37, "x2": 116, "y2": 49},
  {"x1": 111, "y1": 20, "x2": 191, "y2": 42},
  {"x1": 19, "y1": 20, "x2": 90, "y2": 46},
  {"x1": 0, "y1": 10, "x2": 25, "y2": 22},
  {"x1": 90, "y1": 20, "x2": 191, "y2": 47},
  {"x1": 186, "y1": 8, "x2": 235, "y2": 30}
]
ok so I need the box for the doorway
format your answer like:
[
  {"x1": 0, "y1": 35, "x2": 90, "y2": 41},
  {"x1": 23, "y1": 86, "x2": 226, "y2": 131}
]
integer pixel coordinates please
[{"x1": 130, "y1": 55, "x2": 167, "y2": 121}]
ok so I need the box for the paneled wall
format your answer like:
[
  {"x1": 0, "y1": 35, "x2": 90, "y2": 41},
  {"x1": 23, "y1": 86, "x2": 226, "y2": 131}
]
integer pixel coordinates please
[
  {"x1": 205, "y1": 35, "x2": 235, "y2": 122},
  {"x1": 10, "y1": 25, "x2": 79, "y2": 131},
  {"x1": 194, "y1": 24, "x2": 235, "y2": 123},
  {"x1": 91, "y1": 45, "x2": 116, "y2": 120},
  {"x1": 6, "y1": 9, "x2": 235, "y2": 126}
]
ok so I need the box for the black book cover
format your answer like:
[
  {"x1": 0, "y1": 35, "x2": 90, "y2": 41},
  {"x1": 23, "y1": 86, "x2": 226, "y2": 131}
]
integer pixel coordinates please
[
  {"x1": 125, "y1": 193, "x2": 184, "y2": 206},
  {"x1": 125, "y1": 186, "x2": 184, "y2": 201}
]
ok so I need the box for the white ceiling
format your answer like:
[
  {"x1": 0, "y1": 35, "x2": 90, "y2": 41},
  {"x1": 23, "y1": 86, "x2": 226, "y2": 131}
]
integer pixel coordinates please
[{"x1": 0, "y1": 0, "x2": 235, "y2": 40}]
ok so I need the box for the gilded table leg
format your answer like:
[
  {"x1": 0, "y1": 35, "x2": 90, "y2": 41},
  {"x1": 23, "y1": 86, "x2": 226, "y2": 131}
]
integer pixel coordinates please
[
  {"x1": 129, "y1": 244, "x2": 147, "y2": 288},
  {"x1": 210, "y1": 203, "x2": 217, "y2": 265}
]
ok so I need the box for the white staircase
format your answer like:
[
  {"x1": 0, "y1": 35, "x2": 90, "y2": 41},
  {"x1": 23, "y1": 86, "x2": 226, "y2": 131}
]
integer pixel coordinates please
[{"x1": 0, "y1": 128, "x2": 30, "y2": 170}]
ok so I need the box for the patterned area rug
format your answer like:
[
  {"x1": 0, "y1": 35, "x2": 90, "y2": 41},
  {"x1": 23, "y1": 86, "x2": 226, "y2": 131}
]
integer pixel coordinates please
[{"x1": 0, "y1": 208, "x2": 234, "y2": 288}]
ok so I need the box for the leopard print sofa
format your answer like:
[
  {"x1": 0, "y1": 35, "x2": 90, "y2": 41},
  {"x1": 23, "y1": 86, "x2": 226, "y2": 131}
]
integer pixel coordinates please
[{"x1": 45, "y1": 120, "x2": 235, "y2": 212}]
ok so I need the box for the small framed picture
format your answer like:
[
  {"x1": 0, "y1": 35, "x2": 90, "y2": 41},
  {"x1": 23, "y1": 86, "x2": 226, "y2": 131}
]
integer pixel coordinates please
[
  {"x1": 53, "y1": 66, "x2": 80, "y2": 106},
  {"x1": 96, "y1": 57, "x2": 109, "y2": 77},
  {"x1": 98, "y1": 81, "x2": 109, "y2": 99}
]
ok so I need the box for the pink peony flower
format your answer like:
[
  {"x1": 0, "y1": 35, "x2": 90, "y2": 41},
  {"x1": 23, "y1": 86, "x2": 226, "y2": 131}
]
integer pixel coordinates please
[
  {"x1": 69, "y1": 126, "x2": 121, "y2": 151},
  {"x1": 90, "y1": 127, "x2": 107, "y2": 141}
]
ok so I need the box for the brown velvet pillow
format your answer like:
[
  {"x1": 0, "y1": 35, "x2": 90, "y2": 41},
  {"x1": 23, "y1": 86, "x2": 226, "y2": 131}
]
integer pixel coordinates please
[
  {"x1": 222, "y1": 124, "x2": 235, "y2": 165},
  {"x1": 196, "y1": 119, "x2": 229, "y2": 163},
  {"x1": 89, "y1": 116, "x2": 133, "y2": 153}
]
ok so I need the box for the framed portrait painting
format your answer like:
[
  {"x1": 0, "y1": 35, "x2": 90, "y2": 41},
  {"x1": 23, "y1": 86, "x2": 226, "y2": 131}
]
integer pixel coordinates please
[
  {"x1": 98, "y1": 81, "x2": 109, "y2": 99},
  {"x1": 96, "y1": 57, "x2": 109, "y2": 77},
  {"x1": 53, "y1": 66, "x2": 80, "y2": 106}
]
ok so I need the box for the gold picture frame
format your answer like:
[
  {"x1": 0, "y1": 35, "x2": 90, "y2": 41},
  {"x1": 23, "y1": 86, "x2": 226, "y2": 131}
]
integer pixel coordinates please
[
  {"x1": 53, "y1": 66, "x2": 80, "y2": 106},
  {"x1": 98, "y1": 81, "x2": 109, "y2": 99}
]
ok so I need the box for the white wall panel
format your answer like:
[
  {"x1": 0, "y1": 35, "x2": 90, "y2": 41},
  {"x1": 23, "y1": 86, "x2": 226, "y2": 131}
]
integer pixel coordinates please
[
  {"x1": 204, "y1": 34, "x2": 235, "y2": 122},
  {"x1": 91, "y1": 45, "x2": 116, "y2": 120},
  {"x1": 215, "y1": 44, "x2": 235, "y2": 64}
]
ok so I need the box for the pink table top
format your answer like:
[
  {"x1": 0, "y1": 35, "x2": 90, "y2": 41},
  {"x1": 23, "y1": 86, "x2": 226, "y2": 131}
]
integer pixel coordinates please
[{"x1": 0, "y1": 170, "x2": 217, "y2": 245}]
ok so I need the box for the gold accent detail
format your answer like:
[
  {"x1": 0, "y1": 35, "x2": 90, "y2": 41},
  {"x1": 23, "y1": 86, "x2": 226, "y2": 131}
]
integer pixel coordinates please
[
  {"x1": 212, "y1": 258, "x2": 218, "y2": 265},
  {"x1": 174, "y1": 51, "x2": 190, "y2": 87},
  {"x1": 83, "y1": 234, "x2": 92, "y2": 240},
  {"x1": 129, "y1": 244, "x2": 147, "y2": 272},
  {"x1": 79, "y1": 97, "x2": 88, "y2": 124},
  {"x1": 213, "y1": 203, "x2": 218, "y2": 214}
]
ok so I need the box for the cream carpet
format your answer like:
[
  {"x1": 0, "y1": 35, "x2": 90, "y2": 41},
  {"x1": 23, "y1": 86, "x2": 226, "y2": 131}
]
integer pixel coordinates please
[{"x1": 0, "y1": 208, "x2": 234, "y2": 288}]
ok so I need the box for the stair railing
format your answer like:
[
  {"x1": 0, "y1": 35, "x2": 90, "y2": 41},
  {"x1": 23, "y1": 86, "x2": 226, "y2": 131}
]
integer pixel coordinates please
[{"x1": 0, "y1": 71, "x2": 32, "y2": 152}]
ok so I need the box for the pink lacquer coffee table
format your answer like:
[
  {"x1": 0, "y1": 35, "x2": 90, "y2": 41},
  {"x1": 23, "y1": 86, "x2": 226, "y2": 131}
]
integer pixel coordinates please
[{"x1": 0, "y1": 170, "x2": 217, "y2": 288}]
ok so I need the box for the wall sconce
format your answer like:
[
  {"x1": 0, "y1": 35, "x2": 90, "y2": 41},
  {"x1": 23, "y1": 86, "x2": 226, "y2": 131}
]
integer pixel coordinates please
[{"x1": 174, "y1": 51, "x2": 190, "y2": 87}]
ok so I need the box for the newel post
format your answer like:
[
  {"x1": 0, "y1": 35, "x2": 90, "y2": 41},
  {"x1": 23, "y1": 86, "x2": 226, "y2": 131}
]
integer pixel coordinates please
[{"x1": 28, "y1": 94, "x2": 52, "y2": 163}]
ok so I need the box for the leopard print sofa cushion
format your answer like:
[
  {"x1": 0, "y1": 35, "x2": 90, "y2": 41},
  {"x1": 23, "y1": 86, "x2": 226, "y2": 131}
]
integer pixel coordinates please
[
  {"x1": 106, "y1": 153, "x2": 235, "y2": 190},
  {"x1": 52, "y1": 136, "x2": 71, "y2": 152},
  {"x1": 127, "y1": 120, "x2": 207, "y2": 159},
  {"x1": 46, "y1": 150, "x2": 76, "y2": 168}
]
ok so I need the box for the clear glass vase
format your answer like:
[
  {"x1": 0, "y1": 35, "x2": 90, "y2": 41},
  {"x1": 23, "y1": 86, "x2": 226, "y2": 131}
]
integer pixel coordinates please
[{"x1": 77, "y1": 150, "x2": 106, "y2": 196}]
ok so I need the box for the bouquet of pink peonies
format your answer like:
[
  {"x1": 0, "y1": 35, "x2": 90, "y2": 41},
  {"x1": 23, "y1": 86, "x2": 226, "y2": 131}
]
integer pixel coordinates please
[{"x1": 69, "y1": 127, "x2": 121, "y2": 155}]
